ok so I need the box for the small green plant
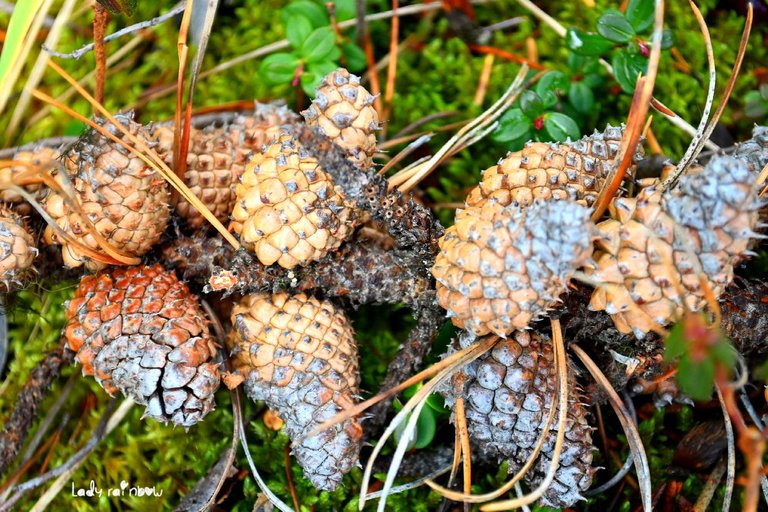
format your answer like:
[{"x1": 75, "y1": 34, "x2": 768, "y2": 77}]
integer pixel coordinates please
[
  {"x1": 392, "y1": 383, "x2": 449, "y2": 450},
  {"x1": 744, "y1": 83, "x2": 768, "y2": 119},
  {"x1": 566, "y1": 0, "x2": 674, "y2": 93},
  {"x1": 258, "y1": 0, "x2": 366, "y2": 95},
  {"x1": 664, "y1": 313, "x2": 737, "y2": 401},
  {"x1": 492, "y1": 70, "x2": 586, "y2": 149}
]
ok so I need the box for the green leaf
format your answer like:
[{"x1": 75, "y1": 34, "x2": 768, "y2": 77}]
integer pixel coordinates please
[
  {"x1": 748, "y1": 94, "x2": 768, "y2": 118},
  {"x1": 0, "y1": 0, "x2": 45, "y2": 116},
  {"x1": 626, "y1": 0, "x2": 654, "y2": 32},
  {"x1": 612, "y1": 48, "x2": 646, "y2": 93},
  {"x1": 677, "y1": 354, "x2": 715, "y2": 401},
  {"x1": 566, "y1": 28, "x2": 615, "y2": 56},
  {"x1": 543, "y1": 113, "x2": 580, "y2": 141},
  {"x1": 259, "y1": 52, "x2": 300, "y2": 85},
  {"x1": 664, "y1": 321, "x2": 687, "y2": 361},
  {"x1": 300, "y1": 71, "x2": 322, "y2": 95},
  {"x1": 281, "y1": 1, "x2": 329, "y2": 28},
  {"x1": 536, "y1": 71, "x2": 568, "y2": 108},
  {"x1": 341, "y1": 42, "x2": 366, "y2": 72},
  {"x1": 597, "y1": 10, "x2": 635, "y2": 43},
  {"x1": 492, "y1": 108, "x2": 532, "y2": 144},
  {"x1": 754, "y1": 358, "x2": 768, "y2": 381},
  {"x1": 308, "y1": 59, "x2": 340, "y2": 80},
  {"x1": 301, "y1": 26, "x2": 337, "y2": 63},
  {"x1": 761, "y1": 83, "x2": 768, "y2": 99},
  {"x1": 331, "y1": 0, "x2": 356, "y2": 21},
  {"x1": 568, "y1": 81, "x2": 595, "y2": 114},
  {"x1": 520, "y1": 90, "x2": 545, "y2": 118},
  {"x1": 710, "y1": 339, "x2": 737, "y2": 369},
  {"x1": 661, "y1": 29, "x2": 675, "y2": 50},
  {"x1": 285, "y1": 14, "x2": 314, "y2": 49},
  {"x1": 393, "y1": 405, "x2": 437, "y2": 450}
]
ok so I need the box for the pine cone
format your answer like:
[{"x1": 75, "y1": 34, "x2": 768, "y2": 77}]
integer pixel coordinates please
[
  {"x1": 227, "y1": 103, "x2": 298, "y2": 152},
  {"x1": 230, "y1": 134, "x2": 356, "y2": 269},
  {"x1": 467, "y1": 125, "x2": 642, "y2": 209},
  {"x1": 589, "y1": 156, "x2": 761, "y2": 337},
  {"x1": 0, "y1": 145, "x2": 60, "y2": 214},
  {"x1": 0, "y1": 206, "x2": 37, "y2": 291},
  {"x1": 732, "y1": 125, "x2": 767, "y2": 174},
  {"x1": 301, "y1": 68, "x2": 379, "y2": 169},
  {"x1": 230, "y1": 292, "x2": 362, "y2": 490},
  {"x1": 152, "y1": 125, "x2": 252, "y2": 229},
  {"x1": 442, "y1": 331, "x2": 595, "y2": 508},
  {"x1": 42, "y1": 114, "x2": 170, "y2": 271},
  {"x1": 432, "y1": 200, "x2": 595, "y2": 337},
  {"x1": 64, "y1": 265, "x2": 220, "y2": 427}
]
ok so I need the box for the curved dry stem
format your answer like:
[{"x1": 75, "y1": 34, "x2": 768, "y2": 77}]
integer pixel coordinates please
[
  {"x1": 665, "y1": 0, "x2": 716, "y2": 186},
  {"x1": 35, "y1": 60, "x2": 241, "y2": 249},
  {"x1": 663, "y1": 3, "x2": 753, "y2": 189},
  {"x1": 8, "y1": 185, "x2": 137, "y2": 266},
  {"x1": 479, "y1": 318, "x2": 569, "y2": 511},
  {"x1": 424, "y1": 372, "x2": 558, "y2": 503},
  {"x1": 392, "y1": 66, "x2": 531, "y2": 193},
  {"x1": 301, "y1": 336, "x2": 499, "y2": 444},
  {"x1": 571, "y1": 344, "x2": 652, "y2": 512},
  {"x1": 716, "y1": 386, "x2": 735, "y2": 512},
  {"x1": 592, "y1": 0, "x2": 664, "y2": 222},
  {"x1": 359, "y1": 338, "x2": 498, "y2": 511}
]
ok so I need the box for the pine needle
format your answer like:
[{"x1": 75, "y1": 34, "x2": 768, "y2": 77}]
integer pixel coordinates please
[{"x1": 36, "y1": 60, "x2": 241, "y2": 249}]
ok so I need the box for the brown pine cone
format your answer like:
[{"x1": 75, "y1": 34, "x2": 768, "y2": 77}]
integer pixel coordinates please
[
  {"x1": 589, "y1": 156, "x2": 761, "y2": 337},
  {"x1": 442, "y1": 331, "x2": 595, "y2": 508},
  {"x1": 64, "y1": 265, "x2": 220, "y2": 427},
  {"x1": 152, "y1": 125, "x2": 252, "y2": 229},
  {"x1": 41, "y1": 114, "x2": 170, "y2": 271},
  {"x1": 466, "y1": 125, "x2": 643, "y2": 209},
  {"x1": 0, "y1": 145, "x2": 61, "y2": 214},
  {"x1": 230, "y1": 134, "x2": 356, "y2": 269},
  {"x1": 0, "y1": 206, "x2": 37, "y2": 291},
  {"x1": 226, "y1": 103, "x2": 298, "y2": 152},
  {"x1": 432, "y1": 200, "x2": 595, "y2": 337},
  {"x1": 301, "y1": 68, "x2": 379, "y2": 169},
  {"x1": 230, "y1": 292, "x2": 362, "y2": 491}
]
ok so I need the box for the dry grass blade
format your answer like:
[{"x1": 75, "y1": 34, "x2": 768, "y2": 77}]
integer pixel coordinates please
[
  {"x1": 232, "y1": 388, "x2": 293, "y2": 512},
  {"x1": 37, "y1": 60, "x2": 241, "y2": 249},
  {"x1": 425, "y1": 370, "x2": 558, "y2": 503},
  {"x1": 175, "y1": 0, "x2": 219, "y2": 182},
  {"x1": 591, "y1": 0, "x2": 664, "y2": 222},
  {"x1": 173, "y1": 0, "x2": 194, "y2": 177},
  {"x1": 392, "y1": 65, "x2": 530, "y2": 192},
  {"x1": 663, "y1": 0, "x2": 716, "y2": 187},
  {"x1": 715, "y1": 386, "x2": 735, "y2": 512},
  {"x1": 5, "y1": 0, "x2": 77, "y2": 139},
  {"x1": 301, "y1": 336, "x2": 499, "y2": 444},
  {"x1": 664, "y1": 4, "x2": 753, "y2": 188},
  {"x1": 364, "y1": 465, "x2": 452, "y2": 500},
  {"x1": 571, "y1": 344, "x2": 652, "y2": 512},
  {"x1": 381, "y1": 0, "x2": 399, "y2": 129},
  {"x1": 693, "y1": 458, "x2": 726, "y2": 512},
  {"x1": 8, "y1": 184, "x2": 138, "y2": 266},
  {"x1": 359, "y1": 337, "x2": 499, "y2": 511},
  {"x1": 479, "y1": 318, "x2": 569, "y2": 511}
]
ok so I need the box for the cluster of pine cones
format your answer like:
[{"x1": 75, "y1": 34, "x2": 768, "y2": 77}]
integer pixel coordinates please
[{"x1": 2, "y1": 62, "x2": 767, "y2": 507}]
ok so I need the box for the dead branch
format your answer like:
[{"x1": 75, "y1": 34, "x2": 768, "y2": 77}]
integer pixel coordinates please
[{"x1": 0, "y1": 338, "x2": 74, "y2": 478}]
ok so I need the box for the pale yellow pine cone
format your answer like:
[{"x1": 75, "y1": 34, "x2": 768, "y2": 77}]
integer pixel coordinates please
[
  {"x1": 301, "y1": 68, "x2": 379, "y2": 169},
  {"x1": 41, "y1": 114, "x2": 170, "y2": 271},
  {"x1": 230, "y1": 134, "x2": 356, "y2": 269},
  {"x1": 230, "y1": 292, "x2": 362, "y2": 490},
  {"x1": 467, "y1": 125, "x2": 642, "y2": 209},
  {"x1": 0, "y1": 206, "x2": 37, "y2": 291},
  {"x1": 589, "y1": 156, "x2": 761, "y2": 338}
]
